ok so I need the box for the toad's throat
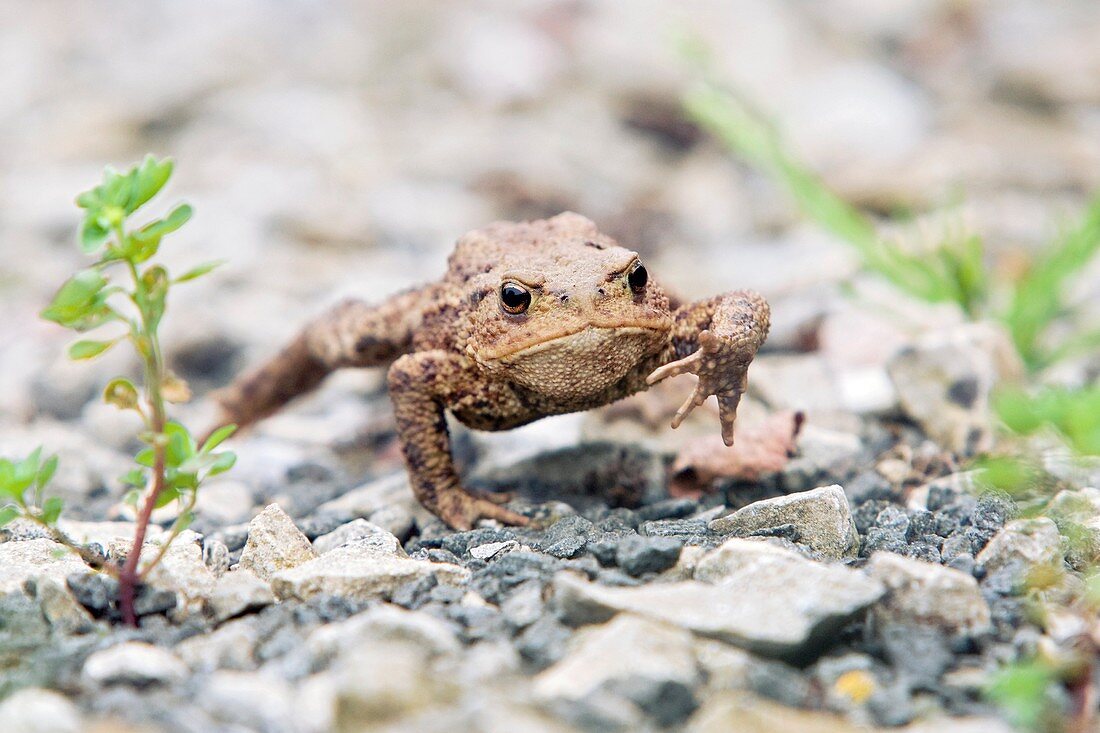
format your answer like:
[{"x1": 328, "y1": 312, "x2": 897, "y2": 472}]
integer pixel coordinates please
[{"x1": 481, "y1": 325, "x2": 669, "y2": 400}]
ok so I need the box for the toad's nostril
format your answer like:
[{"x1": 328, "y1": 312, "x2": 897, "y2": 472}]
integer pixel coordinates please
[
  {"x1": 596, "y1": 287, "x2": 606, "y2": 297},
  {"x1": 559, "y1": 293, "x2": 569, "y2": 303}
]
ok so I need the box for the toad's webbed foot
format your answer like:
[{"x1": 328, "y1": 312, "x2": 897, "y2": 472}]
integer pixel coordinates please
[
  {"x1": 648, "y1": 290, "x2": 770, "y2": 446},
  {"x1": 436, "y1": 488, "x2": 529, "y2": 531}
]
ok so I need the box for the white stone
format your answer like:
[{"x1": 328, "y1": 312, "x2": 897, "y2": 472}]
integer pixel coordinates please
[
  {"x1": 34, "y1": 576, "x2": 96, "y2": 635},
  {"x1": 709, "y1": 485, "x2": 860, "y2": 560},
  {"x1": 976, "y1": 517, "x2": 1064, "y2": 593},
  {"x1": 238, "y1": 503, "x2": 317, "y2": 582},
  {"x1": 0, "y1": 687, "x2": 82, "y2": 733},
  {"x1": 469, "y1": 540, "x2": 518, "y2": 560},
  {"x1": 0, "y1": 538, "x2": 89, "y2": 595},
  {"x1": 82, "y1": 641, "x2": 188, "y2": 687},
  {"x1": 272, "y1": 542, "x2": 469, "y2": 602}
]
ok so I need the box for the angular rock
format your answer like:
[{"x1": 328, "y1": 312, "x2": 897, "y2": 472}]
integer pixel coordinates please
[
  {"x1": 469, "y1": 540, "x2": 519, "y2": 560},
  {"x1": 312, "y1": 518, "x2": 404, "y2": 556},
  {"x1": 177, "y1": 618, "x2": 260, "y2": 672},
  {"x1": 1046, "y1": 487, "x2": 1100, "y2": 566},
  {"x1": 271, "y1": 542, "x2": 469, "y2": 602},
  {"x1": 866, "y1": 552, "x2": 991, "y2": 635},
  {"x1": 535, "y1": 614, "x2": 698, "y2": 728},
  {"x1": 555, "y1": 540, "x2": 884, "y2": 662},
  {"x1": 976, "y1": 517, "x2": 1064, "y2": 594},
  {"x1": 0, "y1": 538, "x2": 90, "y2": 595},
  {"x1": 709, "y1": 485, "x2": 860, "y2": 560},
  {"x1": 198, "y1": 670, "x2": 294, "y2": 731},
  {"x1": 82, "y1": 642, "x2": 188, "y2": 687},
  {"x1": 615, "y1": 535, "x2": 683, "y2": 576},
  {"x1": 308, "y1": 603, "x2": 461, "y2": 666},
  {"x1": 238, "y1": 503, "x2": 317, "y2": 582},
  {"x1": 206, "y1": 569, "x2": 274, "y2": 623}
]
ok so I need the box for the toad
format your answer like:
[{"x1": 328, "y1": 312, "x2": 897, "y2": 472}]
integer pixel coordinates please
[{"x1": 212, "y1": 213, "x2": 770, "y2": 529}]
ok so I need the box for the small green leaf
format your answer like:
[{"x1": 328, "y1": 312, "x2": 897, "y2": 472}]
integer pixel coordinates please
[
  {"x1": 153, "y1": 487, "x2": 181, "y2": 509},
  {"x1": 40, "y1": 496, "x2": 64, "y2": 526},
  {"x1": 125, "y1": 155, "x2": 173, "y2": 214},
  {"x1": 80, "y1": 217, "x2": 111, "y2": 253},
  {"x1": 104, "y1": 378, "x2": 141, "y2": 411},
  {"x1": 0, "y1": 505, "x2": 19, "y2": 527},
  {"x1": 35, "y1": 455, "x2": 58, "y2": 491},
  {"x1": 201, "y1": 425, "x2": 237, "y2": 453},
  {"x1": 135, "y1": 447, "x2": 156, "y2": 468},
  {"x1": 41, "y1": 269, "x2": 115, "y2": 331},
  {"x1": 119, "y1": 469, "x2": 147, "y2": 488},
  {"x1": 0, "y1": 459, "x2": 14, "y2": 495},
  {"x1": 207, "y1": 451, "x2": 237, "y2": 477},
  {"x1": 175, "y1": 259, "x2": 225, "y2": 284},
  {"x1": 123, "y1": 489, "x2": 142, "y2": 507},
  {"x1": 68, "y1": 338, "x2": 119, "y2": 360}
]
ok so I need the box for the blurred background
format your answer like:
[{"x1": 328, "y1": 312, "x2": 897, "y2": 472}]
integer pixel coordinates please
[{"x1": 2, "y1": 0, "x2": 1099, "y2": 424}]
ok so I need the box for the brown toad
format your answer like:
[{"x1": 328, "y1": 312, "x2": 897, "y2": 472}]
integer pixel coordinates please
[{"x1": 212, "y1": 213, "x2": 770, "y2": 529}]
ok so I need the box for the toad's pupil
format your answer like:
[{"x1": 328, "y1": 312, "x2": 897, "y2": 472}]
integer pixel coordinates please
[
  {"x1": 500, "y1": 283, "x2": 531, "y2": 313},
  {"x1": 628, "y1": 263, "x2": 648, "y2": 293}
]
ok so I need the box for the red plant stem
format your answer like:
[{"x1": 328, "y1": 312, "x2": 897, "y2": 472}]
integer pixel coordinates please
[{"x1": 117, "y1": 448, "x2": 165, "y2": 627}]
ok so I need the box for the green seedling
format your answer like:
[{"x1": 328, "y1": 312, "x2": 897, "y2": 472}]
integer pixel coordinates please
[{"x1": 40, "y1": 155, "x2": 236, "y2": 626}]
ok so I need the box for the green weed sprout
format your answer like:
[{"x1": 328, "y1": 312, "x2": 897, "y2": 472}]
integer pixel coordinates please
[
  {"x1": 40, "y1": 155, "x2": 236, "y2": 626},
  {"x1": 682, "y1": 81, "x2": 1100, "y2": 373}
]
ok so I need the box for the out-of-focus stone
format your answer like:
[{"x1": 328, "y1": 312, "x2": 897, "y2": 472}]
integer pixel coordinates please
[
  {"x1": 976, "y1": 518, "x2": 1063, "y2": 594},
  {"x1": 0, "y1": 687, "x2": 83, "y2": 733},
  {"x1": 82, "y1": 642, "x2": 188, "y2": 687},
  {"x1": 887, "y1": 324, "x2": 1021, "y2": 455}
]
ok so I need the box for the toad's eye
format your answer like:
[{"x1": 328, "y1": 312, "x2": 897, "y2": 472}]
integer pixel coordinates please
[
  {"x1": 628, "y1": 261, "x2": 648, "y2": 294},
  {"x1": 499, "y1": 282, "x2": 532, "y2": 314}
]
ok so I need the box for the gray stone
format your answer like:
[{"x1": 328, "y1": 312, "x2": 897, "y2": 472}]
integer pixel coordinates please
[
  {"x1": 271, "y1": 541, "x2": 469, "y2": 602},
  {"x1": 976, "y1": 517, "x2": 1064, "y2": 594},
  {"x1": 206, "y1": 569, "x2": 274, "y2": 623},
  {"x1": 312, "y1": 518, "x2": 404, "y2": 556},
  {"x1": 307, "y1": 604, "x2": 461, "y2": 666},
  {"x1": 866, "y1": 552, "x2": 991, "y2": 635},
  {"x1": 555, "y1": 540, "x2": 884, "y2": 662},
  {"x1": 710, "y1": 485, "x2": 860, "y2": 560},
  {"x1": 82, "y1": 642, "x2": 188, "y2": 687},
  {"x1": 238, "y1": 503, "x2": 317, "y2": 582},
  {"x1": 0, "y1": 687, "x2": 82, "y2": 733},
  {"x1": 615, "y1": 535, "x2": 683, "y2": 576}
]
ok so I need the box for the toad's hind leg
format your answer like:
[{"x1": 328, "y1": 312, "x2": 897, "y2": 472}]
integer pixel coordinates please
[
  {"x1": 387, "y1": 350, "x2": 530, "y2": 530},
  {"x1": 212, "y1": 286, "x2": 436, "y2": 431}
]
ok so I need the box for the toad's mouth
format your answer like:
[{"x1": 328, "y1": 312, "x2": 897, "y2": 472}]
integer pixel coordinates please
[
  {"x1": 476, "y1": 321, "x2": 670, "y2": 363},
  {"x1": 476, "y1": 323, "x2": 671, "y2": 400}
]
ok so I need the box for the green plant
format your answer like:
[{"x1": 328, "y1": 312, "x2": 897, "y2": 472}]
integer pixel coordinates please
[
  {"x1": 682, "y1": 81, "x2": 1100, "y2": 372},
  {"x1": 39, "y1": 155, "x2": 236, "y2": 626}
]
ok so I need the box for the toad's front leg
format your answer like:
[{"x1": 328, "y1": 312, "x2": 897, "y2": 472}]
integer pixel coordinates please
[
  {"x1": 647, "y1": 290, "x2": 770, "y2": 445},
  {"x1": 387, "y1": 351, "x2": 530, "y2": 530}
]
